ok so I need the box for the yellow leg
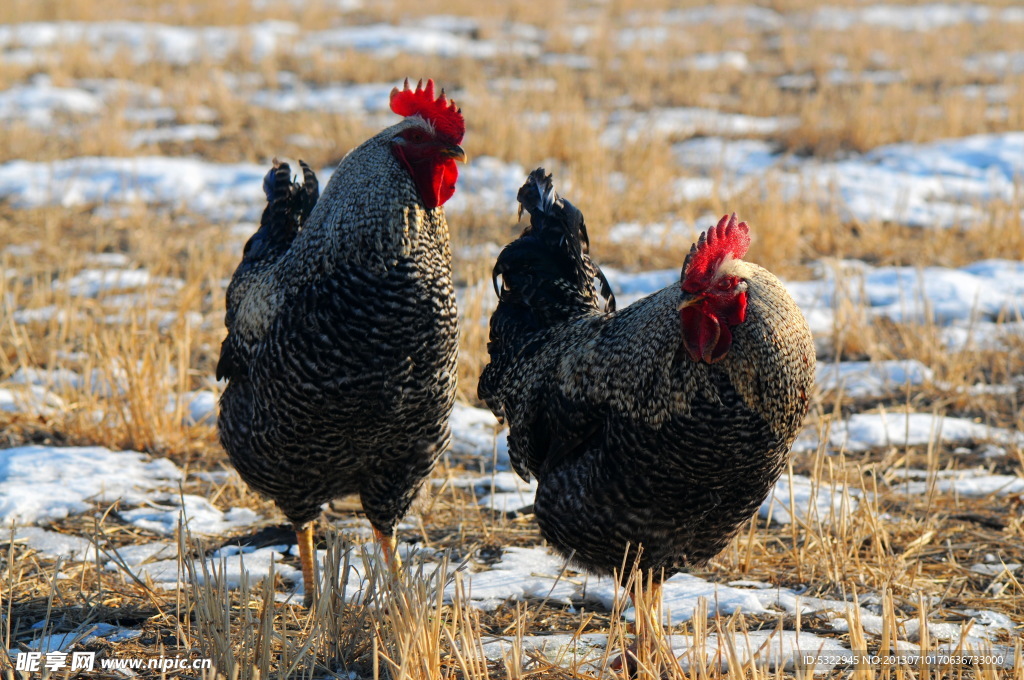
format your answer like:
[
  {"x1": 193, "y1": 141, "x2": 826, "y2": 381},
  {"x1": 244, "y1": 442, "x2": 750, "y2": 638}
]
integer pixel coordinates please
[
  {"x1": 632, "y1": 580, "x2": 663, "y2": 629},
  {"x1": 295, "y1": 522, "x2": 317, "y2": 607},
  {"x1": 372, "y1": 526, "x2": 402, "y2": 574},
  {"x1": 612, "y1": 580, "x2": 663, "y2": 674}
]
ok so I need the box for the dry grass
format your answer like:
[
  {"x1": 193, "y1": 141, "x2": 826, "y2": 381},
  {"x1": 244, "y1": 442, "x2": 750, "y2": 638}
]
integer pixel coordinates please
[{"x1": 2, "y1": 0, "x2": 1023, "y2": 677}]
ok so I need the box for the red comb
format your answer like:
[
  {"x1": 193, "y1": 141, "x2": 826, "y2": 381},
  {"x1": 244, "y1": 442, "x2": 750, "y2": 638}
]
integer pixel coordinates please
[
  {"x1": 681, "y1": 214, "x2": 751, "y2": 292},
  {"x1": 389, "y1": 78, "x2": 465, "y2": 144}
]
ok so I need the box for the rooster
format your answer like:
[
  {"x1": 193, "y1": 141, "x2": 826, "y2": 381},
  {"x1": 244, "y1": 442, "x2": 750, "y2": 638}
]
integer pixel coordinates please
[
  {"x1": 479, "y1": 169, "x2": 814, "y2": 598},
  {"x1": 218, "y1": 80, "x2": 465, "y2": 604}
]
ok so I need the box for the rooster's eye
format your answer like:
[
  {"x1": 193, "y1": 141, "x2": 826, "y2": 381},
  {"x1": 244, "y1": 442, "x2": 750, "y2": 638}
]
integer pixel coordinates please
[
  {"x1": 404, "y1": 129, "x2": 429, "y2": 143},
  {"x1": 715, "y1": 277, "x2": 734, "y2": 292}
]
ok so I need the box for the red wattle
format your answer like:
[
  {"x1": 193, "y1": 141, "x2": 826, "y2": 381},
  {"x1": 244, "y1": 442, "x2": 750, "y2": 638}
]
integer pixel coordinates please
[
  {"x1": 680, "y1": 294, "x2": 743, "y2": 364},
  {"x1": 431, "y1": 158, "x2": 458, "y2": 208},
  {"x1": 708, "y1": 323, "x2": 733, "y2": 362},
  {"x1": 681, "y1": 306, "x2": 721, "y2": 363},
  {"x1": 392, "y1": 147, "x2": 458, "y2": 210}
]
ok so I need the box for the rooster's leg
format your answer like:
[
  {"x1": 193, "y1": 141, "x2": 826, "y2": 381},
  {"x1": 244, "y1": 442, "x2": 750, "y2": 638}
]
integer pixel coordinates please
[
  {"x1": 611, "y1": 581, "x2": 664, "y2": 675},
  {"x1": 372, "y1": 526, "x2": 403, "y2": 574},
  {"x1": 630, "y1": 580, "x2": 662, "y2": 634},
  {"x1": 295, "y1": 522, "x2": 318, "y2": 607}
]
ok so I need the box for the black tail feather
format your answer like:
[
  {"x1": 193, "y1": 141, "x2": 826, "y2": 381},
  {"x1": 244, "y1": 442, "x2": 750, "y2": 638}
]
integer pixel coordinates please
[
  {"x1": 220, "y1": 160, "x2": 320, "y2": 382},
  {"x1": 517, "y1": 167, "x2": 558, "y2": 220},
  {"x1": 296, "y1": 160, "x2": 319, "y2": 223},
  {"x1": 493, "y1": 167, "x2": 615, "y2": 318},
  {"x1": 479, "y1": 168, "x2": 615, "y2": 410},
  {"x1": 244, "y1": 160, "x2": 318, "y2": 262},
  {"x1": 262, "y1": 160, "x2": 289, "y2": 203}
]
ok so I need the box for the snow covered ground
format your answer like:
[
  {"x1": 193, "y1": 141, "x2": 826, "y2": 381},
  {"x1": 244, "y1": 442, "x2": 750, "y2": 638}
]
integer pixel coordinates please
[
  {"x1": 2, "y1": 455, "x2": 1016, "y2": 665},
  {"x1": 3, "y1": 116, "x2": 1021, "y2": 674},
  {"x1": 668, "y1": 133, "x2": 1024, "y2": 228},
  {"x1": 2, "y1": 128, "x2": 1020, "y2": 231},
  {"x1": 1, "y1": 402, "x2": 1019, "y2": 656},
  {"x1": 1, "y1": 72, "x2": 1022, "y2": 227}
]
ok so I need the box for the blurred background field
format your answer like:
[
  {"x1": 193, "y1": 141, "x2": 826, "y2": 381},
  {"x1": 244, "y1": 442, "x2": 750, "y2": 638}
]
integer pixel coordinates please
[{"x1": 0, "y1": 0, "x2": 1022, "y2": 677}]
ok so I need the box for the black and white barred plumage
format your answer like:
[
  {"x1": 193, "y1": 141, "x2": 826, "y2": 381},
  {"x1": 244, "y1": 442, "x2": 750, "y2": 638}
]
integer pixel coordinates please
[
  {"x1": 478, "y1": 169, "x2": 814, "y2": 582},
  {"x1": 218, "y1": 125, "x2": 458, "y2": 539}
]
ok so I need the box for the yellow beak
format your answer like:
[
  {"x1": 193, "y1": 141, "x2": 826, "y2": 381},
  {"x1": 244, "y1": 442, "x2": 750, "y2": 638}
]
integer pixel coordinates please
[
  {"x1": 678, "y1": 293, "x2": 704, "y2": 310},
  {"x1": 439, "y1": 144, "x2": 468, "y2": 163}
]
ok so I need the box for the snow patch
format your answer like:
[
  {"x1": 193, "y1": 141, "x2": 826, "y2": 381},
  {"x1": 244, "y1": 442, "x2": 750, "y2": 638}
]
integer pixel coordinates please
[
  {"x1": 813, "y1": 4, "x2": 1024, "y2": 31},
  {"x1": 0, "y1": 155, "x2": 527, "y2": 220},
  {"x1": 779, "y1": 133, "x2": 1024, "y2": 229},
  {"x1": 170, "y1": 390, "x2": 218, "y2": 426},
  {"x1": 830, "y1": 412, "x2": 1023, "y2": 452},
  {"x1": 134, "y1": 544, "x2": 301, "y2": 591},
  {"x1": 305, "y1": 22, "x2": 540, "y2": 59},
  {"x1": 760, "y1": 474, "x2": 862, "y2": 526},
  {"x1": 0, "y1": 156, "x2": 267, "y2": 220},
  {"x1": 816, "y1": 360, "x2": 933, "y2": 399},
  {"x1": 452, "y1": 546, "x2": 577, "y2": 611},
  {"x1": 582, "y1": 572, "x2": 768, "y2": 624},
  {"x1": 104, "y1": 541, "x2": 178, "y2": 572},
  {"x1": 445, "y1": 156, "x2": 526, "y2": 215},
  {"x1": 0, "y1": 75, "x2": 102, "y2": 126},
  {"x1": 249, "y1": 81, "x2": 395, "y2": 115},
  {"x1": 0, "y1": 446, "x2": 181, "y2": 525},
  {"x1": 0, "y1": 21, "x2": 298, "y2": 65},
  {"x1": 448, "y1": 402, "x2": 507, "y2": 461},
  {"x1": 0, "y1": 385, "x2": 65, "y2": 416},
  {"x1": 889, "y1": 469, "x2": 1024, "y2": 497},
  {"x1": 129, "y1": 124, "x2": 219, "y2": 147},
  {"x1": 56, "y1": 268, "x2": 183, "y2": 297},
  {"x1": 13, "y1": 623, "x2": 141, "y2": 654},
  {"x1": 120, "y1": 493, "x2": 260, "y2": 536},
  {"x1": 12, "y1": 527, "x2": 98, "y2": 561}
]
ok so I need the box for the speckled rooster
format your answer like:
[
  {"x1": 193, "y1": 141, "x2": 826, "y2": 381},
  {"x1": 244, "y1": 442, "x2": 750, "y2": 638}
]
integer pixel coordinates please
[
  {"x1": 479, "y1": 169, "x2": 814, "y2": 593},
  {"x1": 218, "y1": 80, "x2": 465, "y2": 604}
]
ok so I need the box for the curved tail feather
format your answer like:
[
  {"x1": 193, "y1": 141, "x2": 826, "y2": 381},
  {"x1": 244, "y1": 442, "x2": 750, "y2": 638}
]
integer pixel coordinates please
[
  {"x1": 479, "y1": 168, "x2": 615, "y2": 410},
  {"x1": 219, "y1": 160, "x2": 320, "y2": 382}
]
